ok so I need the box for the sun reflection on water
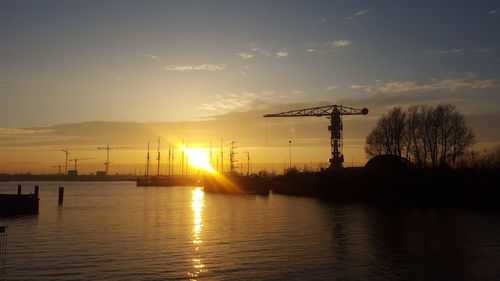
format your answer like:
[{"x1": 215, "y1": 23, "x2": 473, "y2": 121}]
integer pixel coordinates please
[{"x1": 188, "y1": 187, "x2": 206, "y2": 280}]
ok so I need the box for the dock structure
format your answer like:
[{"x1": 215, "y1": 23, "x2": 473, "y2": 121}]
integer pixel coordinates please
[{"x1": 0, "y1": 185, "x2": 39, "y2": 216}]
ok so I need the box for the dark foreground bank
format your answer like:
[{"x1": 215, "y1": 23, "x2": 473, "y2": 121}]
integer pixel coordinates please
[{"x1": 270, "y1": 168, "x2": 500, "y2": 209}]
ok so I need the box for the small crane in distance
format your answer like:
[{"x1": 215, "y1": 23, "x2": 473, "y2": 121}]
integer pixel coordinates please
[
  {"x1": 97, "y1": 145, "x2": 133, "y2": 175},
  {"x1": 264, "y1": 105, "x2": 368, "y2": 169},
  {"x1": 69, "y1": 157, "x2": 95, "y2": 174}
]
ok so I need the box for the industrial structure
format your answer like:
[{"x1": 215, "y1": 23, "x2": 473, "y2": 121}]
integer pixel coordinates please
[
  {"x1": 60, "y1": 148, "x2": 70, "y2": 175},
  {"x1": 97, "y1": 145, "x2": 132, "y2": 175},
  {"x1": 68, "y1": 157, "x2": 94, "y2": 175},
  {"x1": 264, "y1": 105, "x2": 368, "y2": 169}
]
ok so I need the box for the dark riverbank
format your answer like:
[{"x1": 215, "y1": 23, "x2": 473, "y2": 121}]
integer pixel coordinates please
[
  {"x1": 0, "y1": 174, "x2": 136, "y2": 182},
  {"x1": 270, "y1": 169, "x2": 500, "y2": 209}
]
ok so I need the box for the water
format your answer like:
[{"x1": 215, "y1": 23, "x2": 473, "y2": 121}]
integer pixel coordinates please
[{"x1": 1, "y1": 181, "x2": 500, "y2": 281}]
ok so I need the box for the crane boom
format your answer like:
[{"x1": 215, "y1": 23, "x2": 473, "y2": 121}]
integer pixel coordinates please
[
  {"x1": 263, "y1": 104, "x2": 368, "y2": 117},
  {"x1": 264, "y1": 104, "x2": 368, "y2": 169}
]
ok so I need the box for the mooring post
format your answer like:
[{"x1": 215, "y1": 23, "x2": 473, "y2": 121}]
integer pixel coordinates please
[
  {"x1": 34, "y1": 185, "x2": 39, "y2": 198},
  {"x1": 58, "y1": 187, "x2": 64, "y2": 205},
  {"x1": 17, "y1": 184, "x2": 22, "y2": 195}
]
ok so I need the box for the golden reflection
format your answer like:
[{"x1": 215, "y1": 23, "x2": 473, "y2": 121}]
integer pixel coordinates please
[
  {"x1": 189, "y1": 187, "x2": 206, "y2": 279},
  {"x1": 202, "y1": 172, "x2": 245, "y2": 194}
]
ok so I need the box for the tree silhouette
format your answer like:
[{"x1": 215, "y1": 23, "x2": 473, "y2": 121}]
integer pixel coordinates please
[{"x1": 366, "y1": 104, "x2": 474, "y2": 168}]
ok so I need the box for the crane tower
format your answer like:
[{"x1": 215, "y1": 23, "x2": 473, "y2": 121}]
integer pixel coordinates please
[{"x1": 264, "y1": 105, "x2": 368, "y2": 169}]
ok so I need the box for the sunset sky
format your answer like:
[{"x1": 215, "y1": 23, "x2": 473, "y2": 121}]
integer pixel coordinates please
[{"x1": 1, "y1": 0, "x2": 499, "y2": 174}]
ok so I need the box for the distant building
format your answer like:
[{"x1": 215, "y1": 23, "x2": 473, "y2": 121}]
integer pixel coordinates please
[
  {"x1": 67, "y1": 170, "x2": 78, "y2": 176},
  {"x1": 96, "y1": 171, "x2": 107, "y2": 176}
]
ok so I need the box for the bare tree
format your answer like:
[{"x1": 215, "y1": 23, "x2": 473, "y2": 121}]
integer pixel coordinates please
[
  {"x1": 365, "y1": 107, "x2": 406, "y2": 157},
  {"x1": 366, "y1": 104, "x2": 474, "y2": 168}
]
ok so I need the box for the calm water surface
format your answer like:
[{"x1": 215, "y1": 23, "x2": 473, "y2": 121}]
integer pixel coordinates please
[{"x1": 1, "y1": 181, "x2": 500, "y2": 281}]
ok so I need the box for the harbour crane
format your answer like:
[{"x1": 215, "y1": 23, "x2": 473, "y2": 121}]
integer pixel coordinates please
[
  {"x1": 69, "y1": 157, "x2": 94, "y2": 173},
  {"x1": 60, "y1": 149, "x2": 70, "y2": 174},
  {"x1": 97, "y1": 145, "x2": 133, "y2": 175},
  {"x1": 52, "y1": 164, "x2": 62, "y2": 175},
  {"x1": 264, "y1": 105, "x2": 368, "y2": 169}
]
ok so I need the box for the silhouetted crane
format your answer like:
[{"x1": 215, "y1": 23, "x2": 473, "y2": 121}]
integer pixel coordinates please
[
  {"x1": 52, "y1": 164, "x2": 62, "y2": 175},
  {"x1": 60, "y1": 149, "x2": 70, "y2": 174},
  {"x1": 69, "y1": 157, "x2": 94, "y2": 173},
  {"x1": 97, "y1": 145, "x2": 133, "y2": 175},
  {"x1": 264, "y1": 105, "x2": 368, "y2": 169}
]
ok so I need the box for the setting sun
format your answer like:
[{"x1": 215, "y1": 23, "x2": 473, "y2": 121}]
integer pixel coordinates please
[{"x1": 184, "y1": 148, "x2": 215, "y2": 173}]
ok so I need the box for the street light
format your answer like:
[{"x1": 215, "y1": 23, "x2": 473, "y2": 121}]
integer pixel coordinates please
[{"x1": 289, "y1": 140, "x2": 292, "y2": 169}]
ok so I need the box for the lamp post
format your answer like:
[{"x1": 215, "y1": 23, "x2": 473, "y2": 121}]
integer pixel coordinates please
[{"x1": 289, "y1": 140, "x2": 292, "y2": 169}]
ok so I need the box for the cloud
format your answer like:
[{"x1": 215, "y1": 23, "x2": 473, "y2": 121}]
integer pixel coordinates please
[
  {"x1": 489, "y1": 8, "x2": 499, "y2": 15},
  {"x1": 349, "y1": 75, "x2": 500, "y2": 94},
  {"x1": 350, "y1": 84, "x2": 373, "y2": 92},
  {"x1": 473, "y1": 48, "x2": 491, "y2": 53},
  {"x1": 275, "y1": 49, "x2": 289, "y2": 57},
  {"x1": 199, "y1": 91, "x2": 283, "y2": 114},
  {"x1": 146, "y1": 54, "x2": 160, "y2": 61},
  {"x1": 249, "y1": 42, "x2": 271, "y2": 56},
  {"x1": 163, "y1": 64, "x2": 226, "y2": 71},
  {"x1": 327, "y1": 85, "x2": 339, "y2": 91},
  {"x1": 423, "y1": 49, "x2": 464, "y2": 55},
  {"x1": 306, "y1": 48, "x2": 317, "y2": 53},
  {"x1": 0, "y1": 128, "x2": 53, "y2": 135},
  {"x1": 237, "y1": 53, "x2": 254, "y2": 60},
  {"x1": 345, "y1": 10, "x2": 369, "y2": 22},
  {"x1": 325, "y1": 40, "x2": 353, "y2": 49}
]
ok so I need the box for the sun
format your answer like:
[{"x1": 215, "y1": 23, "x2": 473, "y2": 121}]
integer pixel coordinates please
[{"x1": 184, "y1": 147, "x2": 215, "y2": 173}]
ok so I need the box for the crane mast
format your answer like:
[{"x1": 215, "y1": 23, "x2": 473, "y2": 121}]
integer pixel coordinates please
[
  {"x1": 264, "y1": 105, "x2": 368, "y2": 169},
  {"x1": 97, "y1": 145, "x2": 133, "y2": 175}
]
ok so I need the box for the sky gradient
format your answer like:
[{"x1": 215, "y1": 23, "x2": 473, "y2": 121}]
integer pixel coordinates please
[{"x1": 1, "y1": 0, "x2": 499, "y2": 173}]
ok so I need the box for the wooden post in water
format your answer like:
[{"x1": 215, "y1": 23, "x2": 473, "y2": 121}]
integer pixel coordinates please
[
  {"x1": 58, "y1": 187, "x2": 64, "y2": 205},
  {"x1": 17, "y1": 185, "x2": 22, "y2": 195},
  {"x1": 34, "y1": 185, "x2": 39, "y2": 198}
]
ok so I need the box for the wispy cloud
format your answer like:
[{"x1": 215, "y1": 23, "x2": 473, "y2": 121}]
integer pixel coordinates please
[
  {"x1": 199, "y1": 91, "x2": 284, "y2": 114},
  {"x1": 350, "y1": 84, "x2": 373, "y2": 92},
  {"x1": 325, "y1": 40, "x2": 353, "y2": 49},
  {"x1": 0, "y1": 128, "x2": 53, "y2": 135},
  {"x1": 473, "y1": 48, "x2": 491, "y2": 53},
  {"x1": 163, "y1": 64, "x2": 226, "y2": 71},
  {"x1": 423, "y1": 49, "x2": 464, "y2": 55},
  {"x1": 275, "y1": 49, "x2": 289, "y2": 57},
  {"x1": 237, "y1": 53, "x2": 254, "y2": 60},
  {"x1": 349, "y1": 75, "x2": 500, "y2": 94},
  {"x1": 306, "y1": 40, "x2": 353, "y2": 54},
  {"x1": 249, "y1": 42, "x2": 271, "y2": 56},
  {"x1": 146, "y1": 54, "x2": 160, "y2": 61},
  {"x1": 489, "y1": 8, "x2": 499, "y2": 15},
  {"x1": 345, "y1": 10, "x2": 369, "y2": 22},
  {"x1": 327, "y1": 85, "x2": 339, "y2": 91}
]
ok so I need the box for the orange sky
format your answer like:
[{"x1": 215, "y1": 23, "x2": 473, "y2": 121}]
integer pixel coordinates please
[{"x1": 1, "y1": 101, "x2": 499, "y2": 174}]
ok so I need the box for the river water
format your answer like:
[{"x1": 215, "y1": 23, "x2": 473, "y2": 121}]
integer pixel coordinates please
[{"x1": 1, "y1": 181, "x2": 500, "y2": 281}]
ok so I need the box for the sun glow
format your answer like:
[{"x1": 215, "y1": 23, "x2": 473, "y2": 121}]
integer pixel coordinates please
[{"x1": 184, "y1": 147, "x2": 215, "y2": 173}]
